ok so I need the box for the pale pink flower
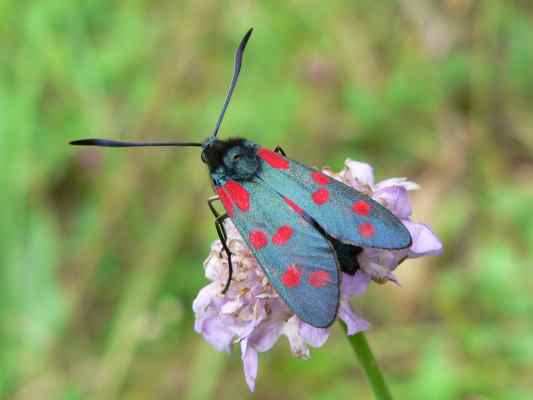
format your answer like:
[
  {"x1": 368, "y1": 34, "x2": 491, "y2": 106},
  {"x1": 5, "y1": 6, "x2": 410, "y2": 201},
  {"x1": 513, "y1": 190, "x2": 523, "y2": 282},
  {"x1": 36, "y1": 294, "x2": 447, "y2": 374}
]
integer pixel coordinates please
[{"x1": 193, "y1": 158, "x2": 442, "y2": 391}]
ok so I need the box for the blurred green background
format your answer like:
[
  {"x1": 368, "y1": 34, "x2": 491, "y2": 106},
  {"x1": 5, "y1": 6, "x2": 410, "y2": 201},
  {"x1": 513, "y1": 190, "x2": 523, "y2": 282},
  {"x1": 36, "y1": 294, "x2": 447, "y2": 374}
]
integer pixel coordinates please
[{"x1": 3, "y1": 1, "x2": 533, "y2": 399}]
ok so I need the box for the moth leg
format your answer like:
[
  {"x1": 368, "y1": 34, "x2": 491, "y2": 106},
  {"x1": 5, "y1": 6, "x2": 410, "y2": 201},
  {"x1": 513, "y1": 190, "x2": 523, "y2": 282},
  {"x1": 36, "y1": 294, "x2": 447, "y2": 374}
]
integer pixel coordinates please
[
  {"x1": 273, "y1": 145, "x2": 287, "y2": 157},
  {"x1": 208, "y1": 195, "x2": 221, "y2": 219},
  {"x1": 214, "y1": 214, "x2": 233, "y2": 294},
  {"x1": 208, "y1": 196, "x2": 230, "y2": 258}
]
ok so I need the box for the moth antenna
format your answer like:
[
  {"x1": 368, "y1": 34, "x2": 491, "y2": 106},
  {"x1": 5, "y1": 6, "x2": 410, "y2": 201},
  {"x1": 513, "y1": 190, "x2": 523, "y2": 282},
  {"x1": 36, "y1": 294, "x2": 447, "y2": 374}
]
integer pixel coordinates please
[
  {"x1": 69, "y1": 139, "x2": 203, "y2": 147},
  {"x1": 212, "y1": 28, "x2": 253, "y2": 138},
  {"x1": 71, "y1": 29, "x2": 253, "y2": 148}
]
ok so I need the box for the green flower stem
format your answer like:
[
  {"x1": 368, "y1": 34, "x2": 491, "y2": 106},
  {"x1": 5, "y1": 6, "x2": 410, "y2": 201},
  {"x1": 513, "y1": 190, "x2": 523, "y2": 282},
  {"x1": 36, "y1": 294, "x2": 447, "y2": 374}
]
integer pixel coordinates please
[{"x1": 341, "y1": 323, "x2": 393, "y2": 400}]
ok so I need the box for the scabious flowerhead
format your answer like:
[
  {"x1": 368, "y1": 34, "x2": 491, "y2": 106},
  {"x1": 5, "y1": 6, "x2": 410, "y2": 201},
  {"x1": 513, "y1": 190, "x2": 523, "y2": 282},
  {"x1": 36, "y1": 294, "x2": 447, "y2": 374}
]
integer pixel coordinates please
[{"x1": 193, "y1": 158, "x2": 442, "y2": 391}]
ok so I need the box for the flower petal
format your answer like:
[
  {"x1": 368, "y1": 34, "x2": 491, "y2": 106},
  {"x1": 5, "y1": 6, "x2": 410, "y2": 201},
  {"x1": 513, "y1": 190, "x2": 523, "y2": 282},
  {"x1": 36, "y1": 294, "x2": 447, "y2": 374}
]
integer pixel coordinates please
[
  {"x1": 240, "y1": 339, "x2": 258, "y2": 392},
  {"x1": 375, "y1": 177, "x2": 420, "y2": 191},
  {"x1": 358, "y1": 251, "x2": 395, "y2": 283},
  {"x1": 283, "y1": 316, "x2": 310, "y2": 359},
  {"x1": 357, "y1": 249, "x2": 409, "y2": 283},
  {"x1": 403, "y1": 220, "x2": 443, "y2": 257},
  {"x1": 221, "y1": 298, "x2": 243, "y2": 314},
  {"x1": 192, "y1": 283, "x2": 219, "y2": 315},
  {"x1": 374, "y1": 186, "x2": 412, "y2": 219},
  {"x1": 298, "y1": 321, "x2": 330, "y2": 348},
  {"x1": 197, "y1": 316, "x2": 234, "y2": 352},
  {"x1": 338, "y1": 301, "x2": 370, "y2": 335},
  {"x1": 342, "y1": 271, "x2": 370, "y2": 297},
  {"x1": 344, "y1": 159, "x2": 375, "y2": 188},
  {"x1": 248, "y1": 320, "x2": 285, "y2": 352}
]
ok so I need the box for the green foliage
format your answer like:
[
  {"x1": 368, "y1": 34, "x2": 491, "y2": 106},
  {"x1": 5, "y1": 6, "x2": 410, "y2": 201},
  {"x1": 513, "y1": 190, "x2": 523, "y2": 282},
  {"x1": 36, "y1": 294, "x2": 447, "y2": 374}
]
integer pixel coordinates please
[{"x1": 2, "y1": 1, "x2": 533, "y2": 398}]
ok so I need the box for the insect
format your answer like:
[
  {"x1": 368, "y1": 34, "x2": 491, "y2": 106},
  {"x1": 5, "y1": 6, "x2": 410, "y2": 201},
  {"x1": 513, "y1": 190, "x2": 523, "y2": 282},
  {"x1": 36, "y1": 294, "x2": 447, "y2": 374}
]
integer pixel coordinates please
[{"x1": 71, "y1": 28, "x2": 412, "y2": 328}]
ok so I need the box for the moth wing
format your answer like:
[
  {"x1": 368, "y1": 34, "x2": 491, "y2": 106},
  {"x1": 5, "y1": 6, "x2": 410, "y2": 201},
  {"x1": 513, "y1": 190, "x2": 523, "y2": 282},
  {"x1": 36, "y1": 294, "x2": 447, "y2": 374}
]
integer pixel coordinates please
[
  {"x1": 256, "y1": 148, "x2": 412, "y2": 249},
  {"x1": 215, "y1": 179, "x2": 340, "y2": 328}
]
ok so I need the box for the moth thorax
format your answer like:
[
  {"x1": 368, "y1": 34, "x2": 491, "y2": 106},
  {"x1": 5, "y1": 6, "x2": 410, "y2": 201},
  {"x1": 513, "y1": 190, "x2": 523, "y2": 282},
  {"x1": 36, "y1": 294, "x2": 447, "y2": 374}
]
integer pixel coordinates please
[{"x1": 223, "y1": 145, "x2": 260, "y2": 181}]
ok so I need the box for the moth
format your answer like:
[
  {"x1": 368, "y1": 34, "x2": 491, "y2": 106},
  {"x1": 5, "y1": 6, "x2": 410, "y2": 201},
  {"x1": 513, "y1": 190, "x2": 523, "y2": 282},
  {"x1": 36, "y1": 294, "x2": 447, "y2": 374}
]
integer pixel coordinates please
[{"x1": 71, "y1": 29, "x2": 411, "y2": 328}]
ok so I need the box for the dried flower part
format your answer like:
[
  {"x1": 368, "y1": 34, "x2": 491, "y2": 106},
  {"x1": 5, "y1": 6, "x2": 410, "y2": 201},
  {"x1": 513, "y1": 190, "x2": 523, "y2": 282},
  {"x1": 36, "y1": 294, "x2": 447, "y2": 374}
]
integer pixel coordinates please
[{"x1": 193, "y1": 158, "x2": 442, "y2": 391}]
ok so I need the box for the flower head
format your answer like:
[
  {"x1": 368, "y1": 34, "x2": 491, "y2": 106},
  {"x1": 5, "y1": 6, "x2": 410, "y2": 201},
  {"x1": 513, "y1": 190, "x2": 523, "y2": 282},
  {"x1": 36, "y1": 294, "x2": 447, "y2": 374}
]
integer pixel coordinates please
[{"x1": 193, "y1": 158, "x2": 442, "y2": 391}]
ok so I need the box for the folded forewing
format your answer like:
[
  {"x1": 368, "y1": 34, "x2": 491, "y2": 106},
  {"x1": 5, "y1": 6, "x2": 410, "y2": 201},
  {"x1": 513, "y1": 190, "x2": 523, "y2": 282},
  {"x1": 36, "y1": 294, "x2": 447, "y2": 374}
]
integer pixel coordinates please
[
  {"x1": 255, "y1": 148, "x2": 412, "y2": 249},
  {"x1": 215, "y1": 177, "x2": 340, "y2": 328}
]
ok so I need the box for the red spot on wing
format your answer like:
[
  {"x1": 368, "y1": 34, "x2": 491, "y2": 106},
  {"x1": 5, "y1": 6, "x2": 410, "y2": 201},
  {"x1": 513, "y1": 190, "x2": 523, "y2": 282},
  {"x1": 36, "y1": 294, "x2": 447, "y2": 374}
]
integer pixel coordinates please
[
  {"x1": 282, "y1": 265, "x2": 301, "y2": 288},
  {"x1": 358, "y1": 222, "x2": 375, "y2": 238},
  {"x1": 272, "y1": 225, "x2": 293, "y2": 245},
  {"x1": 224, "y1": 180, "x2": 250, "y2": 212},
  {"x1": 257, "y1": 148, "x2": 289, "y2": 169},
  {"x1": 216, "y1": 187, "x2": 233, "y2": 217},
  {"x1": 309, "y1": 270, "x2": 331, "y2": 288},
  {"x1": 311, "y1": 171, "x2": 329, "y2": 185},
  {"x1": 352, "y1": 200, "x2": 371, "y2": 216},
  {"x1": 284, "y1": 197, "x2": 304, "y2": 215},
  {"x1": 312, "y1": 188, "x2": 329, "y2": 205},
  {"x1": 249, "y1": 230, "x2": 268, "y2": 250}
]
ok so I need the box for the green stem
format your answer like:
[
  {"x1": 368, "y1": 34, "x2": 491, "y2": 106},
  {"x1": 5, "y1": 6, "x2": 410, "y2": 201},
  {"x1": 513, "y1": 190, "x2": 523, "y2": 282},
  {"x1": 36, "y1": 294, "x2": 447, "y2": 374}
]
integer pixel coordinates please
[{"x1": 341, "y1": 323, "x2": 393, "y2": 400}]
